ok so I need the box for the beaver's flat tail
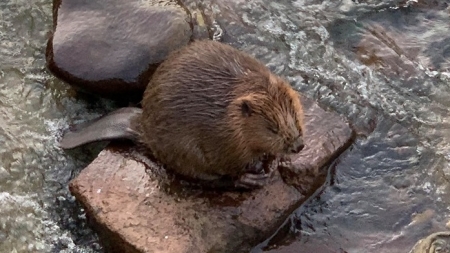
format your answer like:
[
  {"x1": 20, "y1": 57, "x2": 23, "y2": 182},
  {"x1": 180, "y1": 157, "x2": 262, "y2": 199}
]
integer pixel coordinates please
[{"x1": 59, "y1": 107, "x2": 143, "y2": 149}]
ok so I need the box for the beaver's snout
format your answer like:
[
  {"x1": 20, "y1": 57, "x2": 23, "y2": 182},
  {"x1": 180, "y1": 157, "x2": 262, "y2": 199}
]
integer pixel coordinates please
[{"x1": 289, "y1": 137, "x2": 304, "y2": 153}]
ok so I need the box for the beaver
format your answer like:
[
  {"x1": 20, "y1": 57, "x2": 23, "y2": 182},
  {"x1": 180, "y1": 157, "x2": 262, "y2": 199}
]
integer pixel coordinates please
[{"x1": 59, "y1": 40, "x2": 305, "y2": 189}]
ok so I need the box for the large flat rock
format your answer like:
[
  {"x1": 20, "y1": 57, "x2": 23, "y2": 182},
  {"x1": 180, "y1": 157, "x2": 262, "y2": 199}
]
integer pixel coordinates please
[
  {"x1": 46, "y1": 0, "x2": 192, "y2": 100},
  {"x1": 69, "y1": 94, "x2": 354, "y2": 253}
]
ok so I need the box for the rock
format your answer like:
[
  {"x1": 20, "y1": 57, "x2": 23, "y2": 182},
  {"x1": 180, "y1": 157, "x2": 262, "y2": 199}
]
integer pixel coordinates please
[
  {"x1": 68, "y1": 93, "x2": 354, "y2": 253},
  {"x1": 279, "y1": 95, "x2": 354, "y2": 194},
  {"x1": 190, "y1": 9, "x2": 212, "y2": 41},
  {"x1": 46, "y1": 0, "x2": 193, "y2": 100},
  {"x1": 408, "y1": 231, "x2": 450, "y2": 253}
]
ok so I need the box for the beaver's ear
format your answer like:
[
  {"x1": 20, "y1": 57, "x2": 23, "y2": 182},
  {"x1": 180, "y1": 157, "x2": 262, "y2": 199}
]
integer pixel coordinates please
[{"x1": 236, "y1": 96, "x2": 254, "y2": 117}]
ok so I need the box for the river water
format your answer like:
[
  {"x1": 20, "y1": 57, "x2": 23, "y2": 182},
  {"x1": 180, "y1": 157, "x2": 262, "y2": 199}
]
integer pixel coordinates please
[{"x1": 1, "y1": 0, "x2": 450, "y2": 252}]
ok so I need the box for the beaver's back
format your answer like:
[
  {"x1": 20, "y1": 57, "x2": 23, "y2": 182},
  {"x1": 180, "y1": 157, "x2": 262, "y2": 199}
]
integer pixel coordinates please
[{"x1": 145, "y1": 40, "x2": 271, "y2": 125}]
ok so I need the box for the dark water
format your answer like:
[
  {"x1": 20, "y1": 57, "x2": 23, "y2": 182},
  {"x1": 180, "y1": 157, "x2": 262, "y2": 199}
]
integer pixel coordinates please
[{"x1": 1, "y1": 0, "x2": 450, "y2": 252}]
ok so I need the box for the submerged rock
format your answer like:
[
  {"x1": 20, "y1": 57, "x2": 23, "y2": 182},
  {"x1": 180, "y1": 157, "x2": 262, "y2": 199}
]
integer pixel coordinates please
[
  {"x1": 329, "y1": 2, "x2": 450, "y2": 79},
  {"x1": 69, "y1": 93, "x2": 353, "y2": 253},
  {"x1": 409, "y1": 231, "x2": 450, "y2": 253},
  {"x1": 46, "y1": 0, "x2": 193, "y2": 100}
]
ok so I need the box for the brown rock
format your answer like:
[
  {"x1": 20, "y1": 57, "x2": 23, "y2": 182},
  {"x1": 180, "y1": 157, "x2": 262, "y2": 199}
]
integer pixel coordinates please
[
  {"x1": 46, "y1": 0, "x2": 193, "y2": 100},
  {"x1": 69, "y1": 94, "x2": 354, "y2": 253}
]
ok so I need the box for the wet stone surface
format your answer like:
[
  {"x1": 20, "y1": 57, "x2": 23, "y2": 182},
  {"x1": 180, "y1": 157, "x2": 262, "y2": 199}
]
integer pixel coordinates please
[
  {"x1": 69, "y1": 94, "x2": 353, "y2": 253},
  {"x1": 46, "y1": 0, "x2": 193, "y2": 100}
]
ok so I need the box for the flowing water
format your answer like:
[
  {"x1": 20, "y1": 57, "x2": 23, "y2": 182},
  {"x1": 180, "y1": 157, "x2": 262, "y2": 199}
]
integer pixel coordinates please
[
  {"x1": 1, "y1": 0, "x2": 450, "y2": 252},
  {"x1": 0, "y1": 1, "x2": 115, "y2": 252}
]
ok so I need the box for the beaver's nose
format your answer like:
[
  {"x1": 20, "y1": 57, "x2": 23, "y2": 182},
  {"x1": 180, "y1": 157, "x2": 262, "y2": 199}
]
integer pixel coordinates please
[{"x1": 290, "y1": 137, "x2": 305, "y2": 153}]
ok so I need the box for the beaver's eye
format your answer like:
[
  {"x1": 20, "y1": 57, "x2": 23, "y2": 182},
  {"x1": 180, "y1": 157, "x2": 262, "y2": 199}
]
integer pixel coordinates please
[{"x1": 267, "y1": 127, "x2": 278, "y2": 134}]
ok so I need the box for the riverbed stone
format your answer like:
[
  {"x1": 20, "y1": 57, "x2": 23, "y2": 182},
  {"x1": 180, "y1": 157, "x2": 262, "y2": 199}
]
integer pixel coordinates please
[
  {"x1": 408, "y1": 231, "x2": 450, "y2": 253},
  {"x1": 46, "y1": 0, "x2": 193, "y2": 100},
  {"x1": 69, "y1": 94, "x2": 354, "y2": 253}
]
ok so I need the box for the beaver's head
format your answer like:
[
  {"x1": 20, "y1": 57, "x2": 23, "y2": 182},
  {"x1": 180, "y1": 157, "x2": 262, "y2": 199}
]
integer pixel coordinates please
[{"x1": 230, "y1": 75, "x2": 305, "y2": 157}]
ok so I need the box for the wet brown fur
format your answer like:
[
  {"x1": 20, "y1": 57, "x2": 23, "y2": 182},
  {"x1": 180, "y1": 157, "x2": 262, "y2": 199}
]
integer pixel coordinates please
[{"x1": 139, "y1": 40, "x2": 304, "y2": 181}]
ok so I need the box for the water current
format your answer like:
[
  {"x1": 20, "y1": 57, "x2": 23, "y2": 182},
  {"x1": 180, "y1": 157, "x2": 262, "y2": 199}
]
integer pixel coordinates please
[{"x1": 1, "y1": 0, "x2": 450, "y2": 252}]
